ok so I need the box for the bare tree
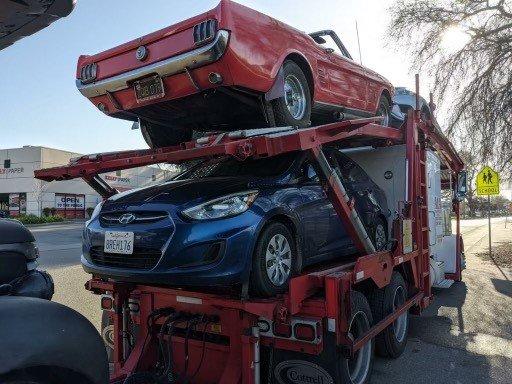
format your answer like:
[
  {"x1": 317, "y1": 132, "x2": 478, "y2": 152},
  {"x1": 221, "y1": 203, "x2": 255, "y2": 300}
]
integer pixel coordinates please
[
  {"x1": 388, "y1": 0, "x2": 512, "y2": 176},
  {"x1": 34, "y1": 180, "x2": 48, "y2": 217}
]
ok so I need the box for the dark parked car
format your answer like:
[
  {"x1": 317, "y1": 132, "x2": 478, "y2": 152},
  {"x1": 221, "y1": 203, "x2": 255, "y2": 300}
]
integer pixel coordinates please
[
  {"x1": 82, "y1": 149, "x2": 390, "y2": 296},
  {"x1": 0, "y1": 219, "x2": 53, "y2": 299}
]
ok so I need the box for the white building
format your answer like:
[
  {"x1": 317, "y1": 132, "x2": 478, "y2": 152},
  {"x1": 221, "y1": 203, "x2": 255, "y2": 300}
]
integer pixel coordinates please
[{"x1": 0, "y1": 146, "x2": 171, "y2": 218}]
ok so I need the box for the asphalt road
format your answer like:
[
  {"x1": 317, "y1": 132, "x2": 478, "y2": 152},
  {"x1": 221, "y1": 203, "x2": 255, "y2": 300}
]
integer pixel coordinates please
[{"x1": 32, "y1": 218, "x2": 512, "y2": 383}]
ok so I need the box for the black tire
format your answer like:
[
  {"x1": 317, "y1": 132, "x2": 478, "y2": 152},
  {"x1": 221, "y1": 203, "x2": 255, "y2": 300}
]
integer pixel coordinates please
[
  {"x1": 368, "y1": 271, "x2": 409, "y2": 358},
  {"x1": 140, "y1": 119, "x2": 192, "y2": 148},
  {"x1": 376, "y1": 95, "x2": 391, "y2": 127},
  {"x1": 337, "y1": 291, "x2": 374, "y2": 384},
  {"x1": 370, "y1": 216, "x2": 388, "y2": 251},
  {"x1": 250, "y1": 222, "x2": 297, "y2": 297},
  {"x1": 272, "y1": 61, "x2": 312, "y2": 128}
]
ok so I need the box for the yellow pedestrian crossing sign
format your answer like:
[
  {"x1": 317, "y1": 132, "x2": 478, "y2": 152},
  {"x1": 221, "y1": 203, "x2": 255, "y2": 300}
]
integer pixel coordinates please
[{"x1": 476, "y1": 166, "x2": 500, "y2": 195}]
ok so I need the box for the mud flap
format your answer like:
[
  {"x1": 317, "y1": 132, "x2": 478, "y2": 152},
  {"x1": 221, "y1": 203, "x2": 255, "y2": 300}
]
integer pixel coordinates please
[{"x1": 262, "y1": 334, "x2": 340, "y2": 384}]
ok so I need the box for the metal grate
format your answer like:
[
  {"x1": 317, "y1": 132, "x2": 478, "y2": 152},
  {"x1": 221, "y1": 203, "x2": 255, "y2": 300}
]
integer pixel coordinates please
[
  {"x1": 100, "y1": 211, "x2": 168, "y2": 226},
  {"x1": 89, "y1": 247, "x2": 162, "y2": 270},
  {"x1": 193, "y1": 19, "x2": 217, "y2": 45}
]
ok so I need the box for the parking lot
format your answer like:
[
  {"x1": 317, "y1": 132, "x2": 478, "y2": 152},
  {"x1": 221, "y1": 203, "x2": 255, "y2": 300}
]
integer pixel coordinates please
[{"x1": 34, "y1": 218, "x2": 512, "y2": 384}]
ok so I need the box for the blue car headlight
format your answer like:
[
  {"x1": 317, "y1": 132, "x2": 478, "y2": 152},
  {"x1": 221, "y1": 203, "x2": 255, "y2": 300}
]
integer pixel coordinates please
[
  {"x1": 86, "y1": 200, "x2": 104, "y2": 225},
  {"x1": 182, "y1": 190, "x2": 259, "y2": 220}
]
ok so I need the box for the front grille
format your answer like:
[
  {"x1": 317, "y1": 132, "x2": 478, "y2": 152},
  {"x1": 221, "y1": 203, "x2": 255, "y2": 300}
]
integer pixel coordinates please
[
  {"x1": 193, "y1": 19, "x2": 217, "y2": 45},
  {"x1": 89, "y1": 247, "x2": 162, "y2": 270},
  {"x1": 100, "y1": 211, "x2": 168, "y2": 226}
]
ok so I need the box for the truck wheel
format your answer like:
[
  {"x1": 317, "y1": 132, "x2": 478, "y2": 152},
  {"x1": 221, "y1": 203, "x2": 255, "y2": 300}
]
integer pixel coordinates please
[
  {"x1": 272, "y1": 61, "x2": 312, "y2": 128},
  {"x1": 371, "y1": 217, "x2": 388, "y2": 251},
  {"x1": 337, "y1": 291, "x2": 374, "y2": 384},
  {"x1": 376, "y1": 95, "x2": 391, "y2": 127},
  {"x1": 140, "y1": 119, "x2": 192, "y2": 148},
  {"x1": 101, "y1": 310, "x2": 115, "y2": 363},
  {"x1": 368, "y1": 271, "x2": 409, "y2": 358},
  {"x1": 250, "y1": 222, "x2": 297, "y2": 297}
]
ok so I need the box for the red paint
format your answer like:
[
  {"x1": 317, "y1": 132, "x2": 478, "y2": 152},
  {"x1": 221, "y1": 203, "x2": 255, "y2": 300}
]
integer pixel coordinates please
[{"x1": 77, "y1": 0, "x2": 393, "y2": 118}]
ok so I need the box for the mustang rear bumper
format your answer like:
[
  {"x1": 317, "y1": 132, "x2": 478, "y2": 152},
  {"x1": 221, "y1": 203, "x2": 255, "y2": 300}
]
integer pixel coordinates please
[{"x1": 76, "y1": 30, "x2": 230, "y2": 99}]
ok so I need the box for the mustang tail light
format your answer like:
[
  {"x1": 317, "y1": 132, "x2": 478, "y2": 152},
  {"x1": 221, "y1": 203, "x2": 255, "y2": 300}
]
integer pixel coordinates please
[
  {"x1": 193, "y1": 19, "x2": 217, "y2": 45},
  {"x1": 80, "y1": 63, "x2": 98, "y2": 84}
]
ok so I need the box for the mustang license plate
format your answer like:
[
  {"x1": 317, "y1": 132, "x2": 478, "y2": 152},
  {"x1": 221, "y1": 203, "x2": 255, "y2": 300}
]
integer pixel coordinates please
[
  {"x1": 104, "y1": 231, "x2": 134, "y2": 255},
  {"x1": 134, "y1": 75, "x2": 165, "y2": 103}
]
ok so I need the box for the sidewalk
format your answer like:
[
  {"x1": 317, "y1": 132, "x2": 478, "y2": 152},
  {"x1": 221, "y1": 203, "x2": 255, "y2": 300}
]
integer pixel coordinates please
[{"x1": 25, "y1": 219, "x2": 87, "y2": 228}]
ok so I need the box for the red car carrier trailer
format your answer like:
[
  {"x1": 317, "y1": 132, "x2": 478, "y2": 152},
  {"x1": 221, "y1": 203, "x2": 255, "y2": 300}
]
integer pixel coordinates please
[{"x1": 35, "y1": 79, "x2": 466, "y2": 384}]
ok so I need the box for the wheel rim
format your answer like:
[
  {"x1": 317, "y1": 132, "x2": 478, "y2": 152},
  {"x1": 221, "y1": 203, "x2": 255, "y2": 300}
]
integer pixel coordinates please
[
  {"x1": 284, "y1": 74, "x2": 307, "y2": 120},
  {"x1": 374, "y1": 223, "x2": 387, "y2": 250},
  {"x1": 347, "y1": 311, "x2": 372, "y2": 384},
  {"x1": 392, "y1": 285, "x2": 408, "y2": 343},
  {"x1": 265, "y1": 233, "x2": 292, "y2": 286},
  {"x1": 377, "y1": 101, "x2": 390, "y2": 126}
]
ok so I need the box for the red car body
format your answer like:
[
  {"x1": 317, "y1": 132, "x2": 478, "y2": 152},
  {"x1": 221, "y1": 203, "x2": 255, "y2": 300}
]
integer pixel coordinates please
[{"x1": 76, "y1": 0, "x2": 393, "y2": 141}]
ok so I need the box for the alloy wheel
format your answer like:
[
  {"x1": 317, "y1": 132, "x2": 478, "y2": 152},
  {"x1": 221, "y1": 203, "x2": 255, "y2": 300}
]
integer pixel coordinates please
[
  {"x1": 392, "y1": 285, "x2": 407, "y2": 343},
  {"x1": 265, "y1": 233, "x2": 292, "y2": 286},
  {"x1": 347, "y1": 311, "x2": 372, "y2": 384},
  {"x1": 284, "y1": 74, "x2": 307, "y2": 119},
  {"x1": 374, "y1": 224, "x2": 387, "y2": 250}
]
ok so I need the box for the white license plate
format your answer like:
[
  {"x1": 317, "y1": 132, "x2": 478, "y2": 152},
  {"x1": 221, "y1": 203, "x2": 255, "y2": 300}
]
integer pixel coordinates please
[{"x1": 104, "y1": 231, "x2": 134, "y2": 255}]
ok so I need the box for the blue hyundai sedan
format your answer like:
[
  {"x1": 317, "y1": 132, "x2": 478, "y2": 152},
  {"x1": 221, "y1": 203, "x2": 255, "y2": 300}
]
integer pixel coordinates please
[{"x1": 83, "y1": 148, "x2": 389, "y2": 296}]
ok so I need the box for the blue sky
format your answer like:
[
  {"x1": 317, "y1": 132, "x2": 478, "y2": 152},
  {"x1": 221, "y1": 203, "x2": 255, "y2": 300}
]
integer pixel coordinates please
[{"x1": 0, "y1": 0, "x2": 418, "y2": 154}]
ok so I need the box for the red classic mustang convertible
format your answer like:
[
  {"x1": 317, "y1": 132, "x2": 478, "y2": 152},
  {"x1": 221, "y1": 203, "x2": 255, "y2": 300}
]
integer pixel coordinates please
[{"x1": 76, "y1": 0, "x2": 394, "y2": 148}]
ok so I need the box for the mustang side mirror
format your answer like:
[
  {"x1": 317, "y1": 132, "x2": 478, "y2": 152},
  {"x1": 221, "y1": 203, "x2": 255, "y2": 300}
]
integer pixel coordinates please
[
  {"x1": 455, "y1": 170, "x2": 467, "y2": 201},
  {"x1": 131, "y1": 120, "x2": 140, "y2": 130}
]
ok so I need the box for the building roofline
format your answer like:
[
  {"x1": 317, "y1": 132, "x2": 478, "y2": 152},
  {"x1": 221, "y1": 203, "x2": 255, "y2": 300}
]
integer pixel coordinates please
[{"x1": 0, "y1": 145, "x2": 83, "y2": 156}]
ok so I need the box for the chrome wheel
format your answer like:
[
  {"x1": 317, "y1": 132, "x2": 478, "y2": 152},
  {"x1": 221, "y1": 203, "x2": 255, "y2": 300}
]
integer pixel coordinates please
[
  {"x1": 392, "y1": 286, "x2": 407, "y2": 343},
  {"x1": 265, "y1": 233, "x2": 292, "y2": 286},
  {"x1": 284, "y1": 74, "x2": 307, "y2": 120},
  {"x1": 374, "y1": 223, "x2": 387, "y2": 250},
  {"x1": 377, "y1": 101, "x2": 390, "y2": 126},
  {"x1": 347, "y1": 311, "x2": 372, "y2": 384}
]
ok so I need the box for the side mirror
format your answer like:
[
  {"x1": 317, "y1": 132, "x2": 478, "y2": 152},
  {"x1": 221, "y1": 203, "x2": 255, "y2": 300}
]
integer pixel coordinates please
[
  {"x1": 455, "y1": 170, "x2": 468, "y2": 201},
  {"x1": 131, "y1": 120, "x2": 140, "y2": 130}
]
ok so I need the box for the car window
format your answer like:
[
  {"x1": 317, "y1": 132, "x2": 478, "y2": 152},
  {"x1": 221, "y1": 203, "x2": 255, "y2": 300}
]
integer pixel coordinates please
[
  {"x1": 175, "y1": 152, "x2": 298, "y2": 180},
  {"x1": 313, "y1": 33, "x2": 352, "y2": 59},
  {"x1": 304, "y1": 163, "x2": 319, "y2": 182},
  {"x1": 332, "y1": 151, "x2": 368, "y2": 183}
]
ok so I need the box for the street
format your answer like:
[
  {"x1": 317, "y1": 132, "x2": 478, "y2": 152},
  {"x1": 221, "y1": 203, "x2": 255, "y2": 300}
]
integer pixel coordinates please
[{"x1": 34, "y1": 218, "x2": 512, "y2": 383}]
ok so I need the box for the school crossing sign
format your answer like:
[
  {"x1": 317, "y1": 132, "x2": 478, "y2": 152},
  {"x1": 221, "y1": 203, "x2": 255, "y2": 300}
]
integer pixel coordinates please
[{"x1": 476, "y1": 166, "x2": 500, "y2": 196}]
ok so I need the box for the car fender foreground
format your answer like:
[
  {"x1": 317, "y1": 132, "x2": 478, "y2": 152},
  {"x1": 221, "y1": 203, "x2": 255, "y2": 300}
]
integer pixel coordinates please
[{"x1": 0, "y1": 297, "x2": 108, "y2": 384}]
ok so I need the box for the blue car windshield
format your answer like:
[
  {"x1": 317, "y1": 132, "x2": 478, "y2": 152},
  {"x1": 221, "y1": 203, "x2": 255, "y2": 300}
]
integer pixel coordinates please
[{"x1": 174, "y1": 152, "x2": 298, "y2": 180}]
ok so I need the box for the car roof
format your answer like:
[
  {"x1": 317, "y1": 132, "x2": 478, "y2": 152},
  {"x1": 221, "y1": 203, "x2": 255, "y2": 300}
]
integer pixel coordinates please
[{"x1": 0, "y1": 0, "x2": 75, "y2": 51}]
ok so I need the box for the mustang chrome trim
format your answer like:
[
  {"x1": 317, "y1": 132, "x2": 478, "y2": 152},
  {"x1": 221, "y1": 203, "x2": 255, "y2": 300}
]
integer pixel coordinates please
[{"x1": 76, "y1": 30, "x2": 230, "y2": 98}]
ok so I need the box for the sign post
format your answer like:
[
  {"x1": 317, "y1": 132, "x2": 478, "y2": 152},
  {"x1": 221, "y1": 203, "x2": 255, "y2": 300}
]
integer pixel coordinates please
[{"x1": 476, "y1": 166, "x2": 500, "y2": 257}]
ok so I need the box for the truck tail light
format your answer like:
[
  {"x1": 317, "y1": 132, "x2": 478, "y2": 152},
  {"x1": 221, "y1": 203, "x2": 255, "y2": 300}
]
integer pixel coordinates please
[
  {"x1": 80, "y1": 63, "x2": 97, "y2": 84},
  {"x1": 294, "y1": 323, "x2": 316, "y2": 342},
  {"x1": 273, "y1": 322, "x2": 292, "y2": 338},
  {"x1": 101, "y1": 294, "x2": 113, "y2": 311},
  {"x1": 193, "y1": 19, "x2": 217, "y2": 45}
]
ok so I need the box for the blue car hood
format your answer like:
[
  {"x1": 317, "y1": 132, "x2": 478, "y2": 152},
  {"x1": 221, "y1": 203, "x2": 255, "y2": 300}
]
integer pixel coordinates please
[{"x1": 105, "y1": 177, "x2": 260, "y2": 207}]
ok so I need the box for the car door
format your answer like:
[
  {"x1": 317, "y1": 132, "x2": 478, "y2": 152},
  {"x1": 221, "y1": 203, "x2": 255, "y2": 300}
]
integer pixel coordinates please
[
  {"x1": 328, "y1": 48, "x2": 369, "y2": 113},
  {"x1": 297, "y1": 160, "x2": 352, "y2": 261}
]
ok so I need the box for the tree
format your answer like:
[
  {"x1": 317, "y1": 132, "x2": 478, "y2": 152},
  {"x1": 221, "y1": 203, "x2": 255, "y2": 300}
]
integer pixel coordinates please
[{"x1": 388, "y1": 0, "x2": 512, "y2": 176}]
